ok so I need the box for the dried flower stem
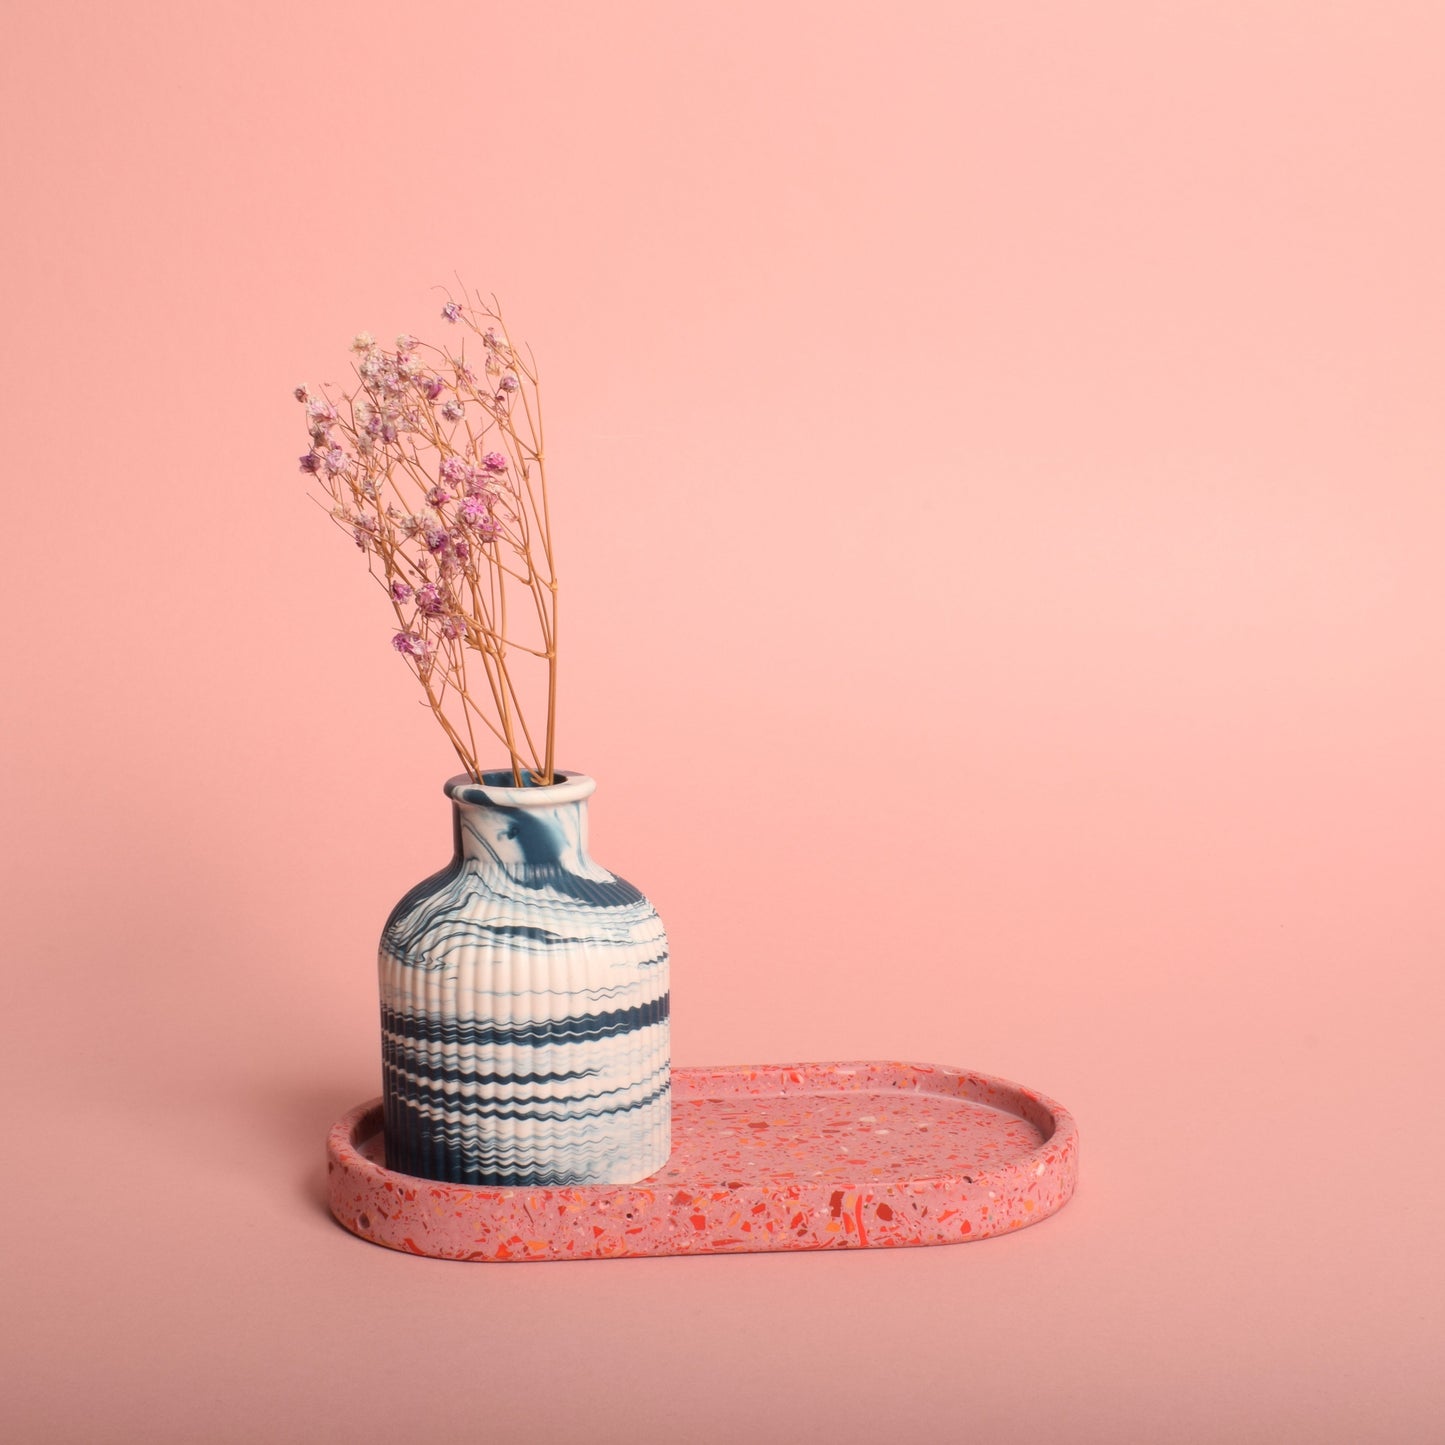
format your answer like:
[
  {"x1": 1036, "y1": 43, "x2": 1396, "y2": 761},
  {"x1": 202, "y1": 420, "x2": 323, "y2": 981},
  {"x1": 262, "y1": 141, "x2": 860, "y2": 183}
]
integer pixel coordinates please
[{"x1": 296, "y1": 293, "x2": 559, "y2": 784}]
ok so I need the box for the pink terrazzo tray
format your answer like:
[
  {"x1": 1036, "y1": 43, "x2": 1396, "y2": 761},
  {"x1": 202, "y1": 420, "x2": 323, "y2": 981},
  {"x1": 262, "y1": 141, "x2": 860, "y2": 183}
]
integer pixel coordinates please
[{"x1": 327, "y1": 1060, "x2": 1078, "y2": 1261}]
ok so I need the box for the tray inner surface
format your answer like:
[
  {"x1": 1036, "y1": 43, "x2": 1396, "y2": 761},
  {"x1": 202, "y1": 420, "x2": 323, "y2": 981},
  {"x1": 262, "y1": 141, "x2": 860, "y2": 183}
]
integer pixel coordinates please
[{"x1": 355, "y1": 1067, "x2": 1051, "y2": 1187}]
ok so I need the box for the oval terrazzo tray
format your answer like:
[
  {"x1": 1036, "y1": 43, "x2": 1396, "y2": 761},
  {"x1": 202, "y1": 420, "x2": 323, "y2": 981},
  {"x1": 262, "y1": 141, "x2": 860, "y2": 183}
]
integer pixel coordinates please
[{"x1": 327, "y1": 1060, "x2": 1078, "y2": 1261}]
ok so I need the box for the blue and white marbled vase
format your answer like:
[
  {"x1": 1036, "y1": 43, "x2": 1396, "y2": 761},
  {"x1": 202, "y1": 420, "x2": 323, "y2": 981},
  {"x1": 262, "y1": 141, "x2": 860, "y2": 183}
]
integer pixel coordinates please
[{"x1": 379, "y1": 770, "x2": 671, "y2": 1186}]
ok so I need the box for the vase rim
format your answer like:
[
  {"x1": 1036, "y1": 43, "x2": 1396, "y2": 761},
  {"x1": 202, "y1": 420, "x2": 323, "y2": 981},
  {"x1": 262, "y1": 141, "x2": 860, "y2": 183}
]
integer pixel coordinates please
[{"x1": 444, "y1": 770, "x2": 596, "y2": 808}]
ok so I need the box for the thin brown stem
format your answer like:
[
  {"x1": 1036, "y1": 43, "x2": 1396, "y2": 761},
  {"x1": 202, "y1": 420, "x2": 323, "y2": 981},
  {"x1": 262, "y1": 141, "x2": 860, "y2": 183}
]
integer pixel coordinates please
[{"x1": 302, "y1": 298, "x2": 559, "y2": 788}]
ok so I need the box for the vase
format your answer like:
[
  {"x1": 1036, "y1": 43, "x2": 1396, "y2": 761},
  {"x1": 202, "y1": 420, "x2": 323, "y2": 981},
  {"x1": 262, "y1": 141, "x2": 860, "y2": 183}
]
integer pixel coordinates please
[{"x1": 378, "y1": 770, "x2": 671, "y2": 1186}]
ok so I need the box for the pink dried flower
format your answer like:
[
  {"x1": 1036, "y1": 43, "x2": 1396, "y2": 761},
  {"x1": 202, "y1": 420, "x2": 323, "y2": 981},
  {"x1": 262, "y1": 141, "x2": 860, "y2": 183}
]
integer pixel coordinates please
[
  {"x1": 298, "y1": 293, "x2": 556, "y2": 787},
  {"x1": 359, "y1": 351, "x2": 408, "y2": 396},
  {"x1": 348, "y1": 513, "x2": 377, "y2": 550},
  {"x1": 392, "y1": 631, "x2": 429, "y2": 659}
]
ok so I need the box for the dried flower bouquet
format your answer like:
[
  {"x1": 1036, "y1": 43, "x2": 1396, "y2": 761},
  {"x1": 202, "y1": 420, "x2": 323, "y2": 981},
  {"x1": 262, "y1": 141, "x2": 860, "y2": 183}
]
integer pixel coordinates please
[{"x1": 296, "y1": 293, "x2": 556, "y2": 786}]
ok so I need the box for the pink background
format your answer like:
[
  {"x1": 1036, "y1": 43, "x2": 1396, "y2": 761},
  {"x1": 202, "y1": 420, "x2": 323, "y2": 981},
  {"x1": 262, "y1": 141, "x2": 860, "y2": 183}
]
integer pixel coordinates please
[{"x1": 3, "y1": 2, "x2": 1443, "y2": 1440}]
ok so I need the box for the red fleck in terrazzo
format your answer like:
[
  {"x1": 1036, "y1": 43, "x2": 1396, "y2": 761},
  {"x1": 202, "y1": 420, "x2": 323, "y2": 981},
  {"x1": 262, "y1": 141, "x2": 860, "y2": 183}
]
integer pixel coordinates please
[{"x1": 326, "y1": 1061, "x2": 1078, "y2": 1261}]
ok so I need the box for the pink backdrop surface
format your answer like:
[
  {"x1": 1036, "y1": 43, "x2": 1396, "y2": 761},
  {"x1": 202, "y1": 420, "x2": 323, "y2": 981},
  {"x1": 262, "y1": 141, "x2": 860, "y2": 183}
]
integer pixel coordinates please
[{"x1": 3, "y1": 2, "x2": 1443, "y2": 1441}]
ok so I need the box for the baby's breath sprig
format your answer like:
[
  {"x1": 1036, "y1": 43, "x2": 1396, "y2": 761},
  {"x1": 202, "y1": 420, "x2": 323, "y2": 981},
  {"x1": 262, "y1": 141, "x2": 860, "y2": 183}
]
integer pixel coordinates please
[{"x1": 296, "y1": 291, "x2": 558, "y2": 786}]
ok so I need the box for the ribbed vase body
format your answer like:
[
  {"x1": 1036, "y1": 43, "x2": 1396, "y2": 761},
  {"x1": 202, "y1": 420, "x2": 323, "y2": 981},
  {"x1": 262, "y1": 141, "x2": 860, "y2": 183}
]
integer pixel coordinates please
[{"x1": 379, "y1": 771, "x2": 671, "y2": 1186}]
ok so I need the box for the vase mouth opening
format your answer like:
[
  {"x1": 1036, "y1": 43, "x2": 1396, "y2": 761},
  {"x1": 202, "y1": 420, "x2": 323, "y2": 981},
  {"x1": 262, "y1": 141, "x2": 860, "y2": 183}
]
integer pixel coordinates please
[{"x1": 445, "y1": 770, "x2": 596, "y2": 808}]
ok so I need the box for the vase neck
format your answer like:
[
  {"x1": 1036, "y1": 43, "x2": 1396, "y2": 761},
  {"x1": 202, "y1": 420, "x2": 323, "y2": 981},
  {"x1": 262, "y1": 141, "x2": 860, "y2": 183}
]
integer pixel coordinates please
[{"x1": 445, "y1": 773, "x2": 595, "y2": 874}]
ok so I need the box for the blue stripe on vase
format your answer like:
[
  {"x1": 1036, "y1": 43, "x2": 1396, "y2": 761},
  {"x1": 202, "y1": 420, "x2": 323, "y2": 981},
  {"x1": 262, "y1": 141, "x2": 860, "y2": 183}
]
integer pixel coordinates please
[
  {"x1": 384, "y1": 1072, "x2": 671, "y2": 1119},
  {"x1": 382, "y1": 995, "x2": 670, "y2": 1048}
]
